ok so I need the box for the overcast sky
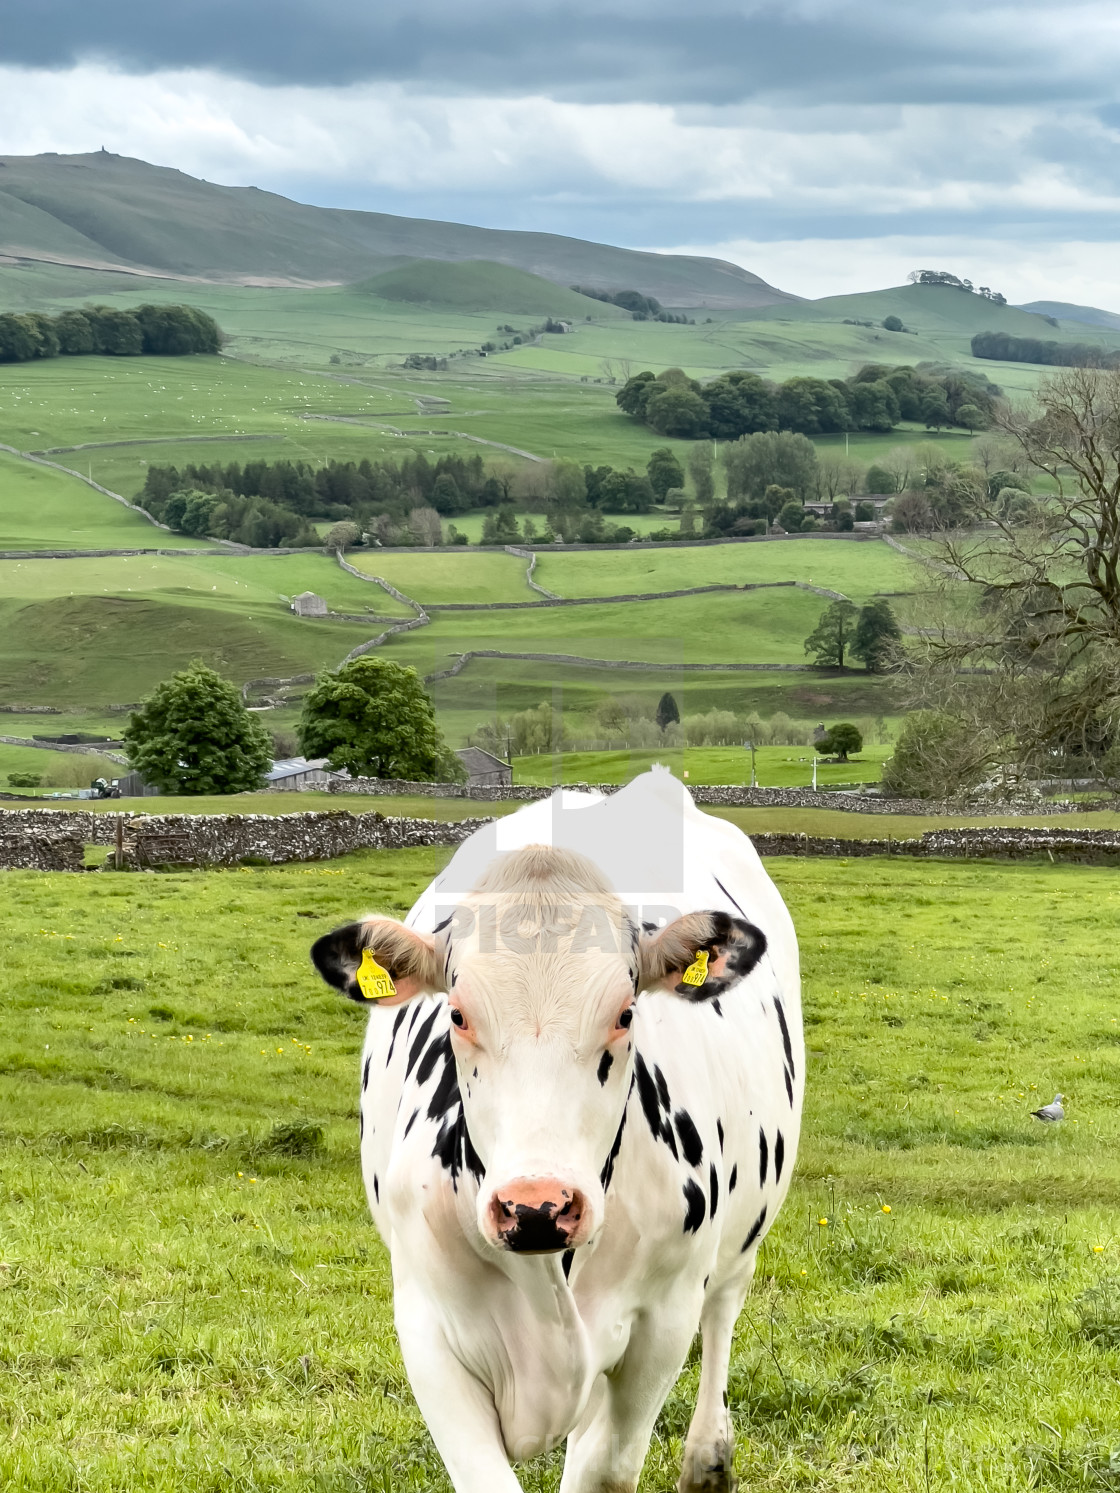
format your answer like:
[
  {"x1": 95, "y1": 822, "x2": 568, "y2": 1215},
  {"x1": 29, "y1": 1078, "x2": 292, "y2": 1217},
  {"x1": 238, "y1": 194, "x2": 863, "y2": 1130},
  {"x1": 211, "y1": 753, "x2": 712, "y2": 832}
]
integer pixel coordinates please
[{"x1": 2, "y1": 0, "x2": 1119, "y2": 304}]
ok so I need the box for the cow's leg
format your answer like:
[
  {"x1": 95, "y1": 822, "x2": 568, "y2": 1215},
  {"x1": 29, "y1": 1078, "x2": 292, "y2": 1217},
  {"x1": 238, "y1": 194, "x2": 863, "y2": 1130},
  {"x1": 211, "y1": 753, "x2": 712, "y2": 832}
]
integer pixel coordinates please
[
  {"x1": 394, "y1": 1282, "x2": 524, "y2": 1493},
  {"x1": 560, "y1": 1299, "x2": 701, "y2": 1493},
  {"x1": 677, "y1": 1270, "x2": 754, "y2": 1493}
]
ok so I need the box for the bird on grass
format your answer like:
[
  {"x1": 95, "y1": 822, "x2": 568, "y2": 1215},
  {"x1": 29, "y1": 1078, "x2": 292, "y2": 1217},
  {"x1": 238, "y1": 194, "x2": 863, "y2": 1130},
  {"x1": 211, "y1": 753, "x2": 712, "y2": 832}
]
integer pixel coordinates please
[{"x1": 1030, "y1": 1093, "x2": 1065, "y2": 1123}]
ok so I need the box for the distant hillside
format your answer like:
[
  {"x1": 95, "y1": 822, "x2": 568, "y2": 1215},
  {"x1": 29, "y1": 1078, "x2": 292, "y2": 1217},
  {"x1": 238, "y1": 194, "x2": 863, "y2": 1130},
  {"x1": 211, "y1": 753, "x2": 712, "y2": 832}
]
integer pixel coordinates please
[
  {"x1": 734, "y1": 283, "x2": 1120, "y2": 344},
  {"x1": 355, "y1": 260, "x2": 623, "y2": 318},
  {"x1": 1018, "y1": 300, "x2": 1120, "y2": 333},
  {"x1": 0, "y1": 151, "x2": 796, "y2": 310}
]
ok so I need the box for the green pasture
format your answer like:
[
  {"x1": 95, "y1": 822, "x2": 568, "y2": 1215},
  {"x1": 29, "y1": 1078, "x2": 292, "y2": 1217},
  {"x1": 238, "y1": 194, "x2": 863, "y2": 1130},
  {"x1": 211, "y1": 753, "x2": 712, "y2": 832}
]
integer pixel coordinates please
[
  {"x1": 0, "y1": 449, "x2": 202, "y2": 552},
  {"x1": 344, "y1": 547, "x2": 536, "y2": 604},
  {"x1": 1, "y1": 850, "x2": 1117, "y2": 1490},
  {"x1": 533, "y1": 536, "x2": 919, "y2": 601},
  {"x1": 384, "y1": 587, "x2": 851, "y2": 673},
  {"x1": 0, "y1": 742, "x2": 122, "y2": 794}
]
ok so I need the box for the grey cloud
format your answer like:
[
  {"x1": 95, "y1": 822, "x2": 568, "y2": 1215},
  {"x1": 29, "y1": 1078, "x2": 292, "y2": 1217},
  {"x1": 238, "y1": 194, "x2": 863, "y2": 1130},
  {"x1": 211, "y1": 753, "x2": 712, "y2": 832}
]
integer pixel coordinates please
[{"x1": 0, "y1": 0, "x2": 1114, "y2": 108}]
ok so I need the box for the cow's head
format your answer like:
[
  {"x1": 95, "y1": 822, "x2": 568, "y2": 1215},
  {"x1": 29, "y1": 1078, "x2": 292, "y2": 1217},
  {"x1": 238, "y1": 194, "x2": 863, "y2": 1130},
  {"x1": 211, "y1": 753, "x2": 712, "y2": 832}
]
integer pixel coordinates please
[{"x1": 312, "y1": 845, "x2": 765, "y2": 1255}]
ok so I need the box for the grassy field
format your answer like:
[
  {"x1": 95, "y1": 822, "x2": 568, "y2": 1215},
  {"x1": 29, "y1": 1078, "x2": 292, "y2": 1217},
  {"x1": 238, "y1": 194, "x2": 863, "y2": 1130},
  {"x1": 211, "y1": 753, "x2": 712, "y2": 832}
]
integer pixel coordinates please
[
  {"x1": 0, "y1": 742, "x2": 122, "y2": 793},
  {"x1": 512, "y1": 744, "x2": 893, "y2": 788},
  {"x1": 343, "y1": 548, "x2": 537, "y2": 604},
  {"x1": 1, "y1": 849, "x2": 1117, "y2": 1490}
]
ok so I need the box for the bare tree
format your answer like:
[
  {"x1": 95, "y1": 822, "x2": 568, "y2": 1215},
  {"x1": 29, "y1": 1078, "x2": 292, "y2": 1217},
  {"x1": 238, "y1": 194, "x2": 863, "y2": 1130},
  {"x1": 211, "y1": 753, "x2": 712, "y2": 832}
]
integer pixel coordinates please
[{"x1": 408, "y1": 506, "x2": 443, "y2": 547}]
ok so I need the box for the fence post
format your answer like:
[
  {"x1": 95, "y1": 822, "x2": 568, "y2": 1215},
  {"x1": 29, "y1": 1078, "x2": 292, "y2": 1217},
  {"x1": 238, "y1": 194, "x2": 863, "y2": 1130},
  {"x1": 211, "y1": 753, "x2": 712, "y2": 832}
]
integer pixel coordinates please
[{"x1": 114, "y1": 815, "x2": 124, "y2": 872}]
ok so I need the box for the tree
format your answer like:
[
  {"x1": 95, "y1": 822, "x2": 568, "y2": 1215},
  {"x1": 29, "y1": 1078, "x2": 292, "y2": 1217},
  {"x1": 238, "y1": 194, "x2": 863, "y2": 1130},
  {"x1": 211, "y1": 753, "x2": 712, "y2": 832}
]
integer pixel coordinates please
[
  {"x1": 882, "y1": 315, "x2": 904, "y2": 332},
  {"x1": 645, "y1": 385, "x2": 709, "y2": 438},
  {"x1": 803, "y1": 600, "x2": 859, "y2": 668},
  {"x1": 297, "y1": 656, "x2": 462, "y2": 781},
  {"x1": 815, "y1": 722, "x2": 863, "y2": 760},
  {"x1": 123, "y1": 661, "x2": 273, "y2": 795},
  {"x1": 687, "y1": 444, "x2": 715, "y2": 506},
  {"x1": 865, "y1": 464, "x2": 897, "y2": 495},
  {"x1": 324, "y1": 521, "x2": 361, "y2": 552},
  {"x1": 655, "y1": 692, "x2": 680, "y2": 730},
  {"x1": 408, "y1": 506, "x2": 443, "y2": 546},
  {"x1": 955, "y1": 402, "x2": 986, "y2": 433},
  {"x1": 646, "y1": 447, "x2": 685, "y2": 500},
  {"x1": 777, "y1": 499, "x2": 804, "y2": 532},
  {"x1": 852, "y1": 599, "x2": 903, "y2": 672},
  {"x1": 880, "y1": 710, "x2": 993, "y2": 800},
  {"x1": 723, "y1": 431, "x2": 819, "y2": 502}
]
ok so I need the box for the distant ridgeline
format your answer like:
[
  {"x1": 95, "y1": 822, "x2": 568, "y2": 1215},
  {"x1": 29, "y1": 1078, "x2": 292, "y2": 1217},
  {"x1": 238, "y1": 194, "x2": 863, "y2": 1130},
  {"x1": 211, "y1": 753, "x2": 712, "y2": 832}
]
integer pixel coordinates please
[
  {"x1": 971, "y1": 330, "x2": 1120, "y2": 370},
  {"x1": 0, "y1": 304, "x2": 222, "y2": 363},
  {"x1": 617, "y1": 362, "x2": 1002, "y2": 439}
]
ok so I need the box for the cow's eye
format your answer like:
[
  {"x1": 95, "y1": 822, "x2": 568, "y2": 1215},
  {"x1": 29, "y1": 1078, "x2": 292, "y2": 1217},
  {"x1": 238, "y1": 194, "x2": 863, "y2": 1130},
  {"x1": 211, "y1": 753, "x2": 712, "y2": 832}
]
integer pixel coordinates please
[
  {"x1": 616, "y1": 1007, "x2": 633, "y2": 1029},
  {"x1": 449, "y1": 1008, "x2": 466, "y2": 1029}
]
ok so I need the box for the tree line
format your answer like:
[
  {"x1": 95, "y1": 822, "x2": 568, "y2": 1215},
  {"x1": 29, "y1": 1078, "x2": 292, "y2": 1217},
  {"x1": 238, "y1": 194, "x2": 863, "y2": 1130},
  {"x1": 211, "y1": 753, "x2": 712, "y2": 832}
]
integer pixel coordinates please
[
  {"x1": 971, "y1": 330, "x2": 1120, "y2": 370},
  {"x1": 0, "y1": 304, "x2": 222, "y2": 363},
  {"x1": 616, "y1": 362, "x2": 1001, "y2": 440},
  {"x1": 570, "y1": 287, "x2": 693, "y2": 323}
]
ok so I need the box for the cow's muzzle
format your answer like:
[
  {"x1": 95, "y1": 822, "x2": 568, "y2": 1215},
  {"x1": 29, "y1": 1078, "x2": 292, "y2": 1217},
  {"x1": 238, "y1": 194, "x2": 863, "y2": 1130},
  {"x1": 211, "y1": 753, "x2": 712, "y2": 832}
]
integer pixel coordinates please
[{"x1": 486, "y1": 1180, "x2": 588, "y2": 1253}]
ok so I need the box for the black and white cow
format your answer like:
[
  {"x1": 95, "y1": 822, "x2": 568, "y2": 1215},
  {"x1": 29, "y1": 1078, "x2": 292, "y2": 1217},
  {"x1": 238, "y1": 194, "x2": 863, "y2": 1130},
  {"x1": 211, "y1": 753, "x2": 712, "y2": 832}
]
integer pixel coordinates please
[{"x1": 312, "y1": 768, "x2": 803, "y2": 1493}]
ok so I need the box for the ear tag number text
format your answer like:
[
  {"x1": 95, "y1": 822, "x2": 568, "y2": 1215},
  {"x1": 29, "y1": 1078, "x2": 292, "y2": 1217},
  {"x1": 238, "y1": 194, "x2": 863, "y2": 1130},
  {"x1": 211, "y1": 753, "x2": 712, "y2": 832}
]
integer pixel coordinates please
[{"x1": 357, "y1": 948, "x2": 397, "y2": 1001}]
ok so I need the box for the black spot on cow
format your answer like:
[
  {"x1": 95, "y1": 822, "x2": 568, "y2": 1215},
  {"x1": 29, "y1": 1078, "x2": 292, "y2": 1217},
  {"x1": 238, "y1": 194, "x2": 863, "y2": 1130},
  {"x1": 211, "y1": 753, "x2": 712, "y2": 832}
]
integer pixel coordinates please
[
  {"x1": 373, "y1": 1174, "x2": 379, "y2": 1202},
  {"x1": 774, "y1": 997, "x2": 795, "y2": 1079},
  {"x1": 728, "y1": 1162, "x2": 738, "y2": 1193},
  {"x1": 635, "y1": 1053, "x2": 678, "y2": 1159},
  {"x1": 359, "y1": 1109, "x2": 364, "y2": 1140},
  {"x1": 775, "y1": 1130, "x2": 785, "y2": 1183},
  {"x1": 433, "y1": 915, "x2": 453, "y2": 934},
  {"x1": 740, "y1": 1205, "x2": 768, "y2": 1252},
  {"x1": 386, "y1": 1004, "x2": 408, "y2": 1065},
  {"x1": 759, "y1": 1128, "x2": 768, "y2": 1187},
  {"x1": 710, "y1": 999, "x2": 723, "y2": 1017},
  {"x1": 415, "y1": 1032, "x2": 444, "y2": 1086},
  {"x1": 654, "y1": 1064, "x2": 671, "y2": 1111},
  {"x1": 716, "y1": 1117, "x2": 725, "y2": 1152},
  {"x1": 562, "y1": 1249, "x2": 574, "y2": 1280},
  {"x1": 674, "y1": 1109, "x2": 703, "y2": 1168},
  {"x1": 362, "y1": 1053, "x2": 372, "y2": 1091},
  {"x1": 406, "y1": 1005, "x2": 440, "y2": 1078},
  {"x1": 597, "y1": 1050, "x2": 613, "y2": 1086},
  {"x1": 426, "y1": 1042, "x2": 459, "y2": 1123},
  {"x1": 403, "y1": 1106, "x2": 420, "y2": 1138},
  {"x1": 784, "y1": 1067, "x2": 794, "y2": 1107},
  {"x1": 682, "y1": 1177, "x2": 706, "y2": 1234},
  {"x1": 600, "y1": 1106, "x2": 628, "y2": 1192},
  {"x1": 709, "y1": 1163, "x2": 719, "y2": 1218}
]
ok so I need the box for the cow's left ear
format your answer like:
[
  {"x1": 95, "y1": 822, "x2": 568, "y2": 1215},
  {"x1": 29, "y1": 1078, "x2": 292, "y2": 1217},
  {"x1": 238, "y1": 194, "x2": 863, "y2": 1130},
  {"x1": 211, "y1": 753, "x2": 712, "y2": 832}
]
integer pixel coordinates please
[
  {"x1": 311, "y1": 917, "x2": 445, "y2": 1005},
  {"x1": 637, "y1": 910, "x2": 766, "y2": 1001}
]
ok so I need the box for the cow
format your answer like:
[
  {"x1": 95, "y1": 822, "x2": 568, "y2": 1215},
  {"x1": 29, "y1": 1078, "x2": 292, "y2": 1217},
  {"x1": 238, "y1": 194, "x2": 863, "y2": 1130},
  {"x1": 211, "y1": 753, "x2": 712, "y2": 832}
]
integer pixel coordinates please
[{"x1": 311, "y1": 768, "x2": 803, "y2": 1493}]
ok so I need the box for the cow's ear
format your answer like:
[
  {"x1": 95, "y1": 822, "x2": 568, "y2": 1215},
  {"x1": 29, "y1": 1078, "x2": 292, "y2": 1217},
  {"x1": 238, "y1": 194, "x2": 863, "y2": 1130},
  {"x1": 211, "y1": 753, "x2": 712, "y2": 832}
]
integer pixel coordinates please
[
  {"x1": 311, "y1": 918, "x2": 444, "y2": 1005},
  {"x1": 638, "y1": 910, "x2": 766, "y2": 1001}
]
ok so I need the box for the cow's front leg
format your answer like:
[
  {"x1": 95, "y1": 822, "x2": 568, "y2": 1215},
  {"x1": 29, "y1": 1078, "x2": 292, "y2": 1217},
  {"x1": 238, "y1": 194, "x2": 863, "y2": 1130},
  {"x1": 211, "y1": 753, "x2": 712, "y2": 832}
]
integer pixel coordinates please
[
  {"x1": 393, "y1": 1280, "x2": 524, "y2": 1493},
  {"x1": 559, "y1": 1297, "x2": 701, "y2": 1493},
  {"x1": 677, "y1": 1274, "x2": 752, "y2": 1493}
]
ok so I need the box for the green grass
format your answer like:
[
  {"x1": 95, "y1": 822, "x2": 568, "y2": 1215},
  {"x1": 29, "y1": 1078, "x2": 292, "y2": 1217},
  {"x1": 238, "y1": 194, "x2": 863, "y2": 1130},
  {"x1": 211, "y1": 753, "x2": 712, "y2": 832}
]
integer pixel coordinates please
[
  {"x1": 0, "y1": 742, "x2": 122, "y2": 793},
  {"x1": 534, "y1": 536, "x2": 918, "y2": 602},
  {"x1": 1, "y1": 850, "x2": 1118, "y2": 1490},
  {"x1": 344, "y1": 547, "x2": 536, "y2": 604},
  {"x1": 354, "y1": 260, "x2": 624, "y2": 320},
  {"x1": 0, "y1": 449, "x2": 203, "y2": 552}
]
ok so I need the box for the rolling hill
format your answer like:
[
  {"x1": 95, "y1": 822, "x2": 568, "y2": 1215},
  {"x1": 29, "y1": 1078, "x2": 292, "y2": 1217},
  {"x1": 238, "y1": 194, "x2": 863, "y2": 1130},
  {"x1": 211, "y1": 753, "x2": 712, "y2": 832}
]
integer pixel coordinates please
[
  {"x1": 1018, "y1": 300, "x2": 1120, "y2": 333},
  {"x1": 353, "y1": 260, "x2": 623, "y2": 318},
  {"x1": 732, "y1": 282, "x2": 1120, "y2": 344},
  {"x1": 0, "y1": 150, "x2": 795, "y2": 310}
]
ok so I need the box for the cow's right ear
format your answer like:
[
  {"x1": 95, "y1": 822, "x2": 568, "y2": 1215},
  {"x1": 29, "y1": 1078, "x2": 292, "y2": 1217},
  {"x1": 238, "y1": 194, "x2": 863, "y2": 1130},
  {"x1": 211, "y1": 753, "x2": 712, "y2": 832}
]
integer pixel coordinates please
[{"x1": 311, "y1": 918, "x2": 444, "y2": 1005}]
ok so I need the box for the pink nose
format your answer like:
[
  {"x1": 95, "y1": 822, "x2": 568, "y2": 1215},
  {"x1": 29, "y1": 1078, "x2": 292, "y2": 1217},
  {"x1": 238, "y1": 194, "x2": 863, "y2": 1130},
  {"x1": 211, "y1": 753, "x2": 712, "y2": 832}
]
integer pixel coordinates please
[{"x1": 487, "y1": 1179, "x2": 587, "y2": 1253}]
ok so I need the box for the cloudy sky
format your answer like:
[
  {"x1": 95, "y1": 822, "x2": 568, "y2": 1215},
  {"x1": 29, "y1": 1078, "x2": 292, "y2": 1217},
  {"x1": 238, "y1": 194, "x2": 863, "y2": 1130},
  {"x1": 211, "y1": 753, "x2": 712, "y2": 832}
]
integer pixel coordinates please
[{"x1": 2, "y1": 0, "x2": 1120, "y2": 304}]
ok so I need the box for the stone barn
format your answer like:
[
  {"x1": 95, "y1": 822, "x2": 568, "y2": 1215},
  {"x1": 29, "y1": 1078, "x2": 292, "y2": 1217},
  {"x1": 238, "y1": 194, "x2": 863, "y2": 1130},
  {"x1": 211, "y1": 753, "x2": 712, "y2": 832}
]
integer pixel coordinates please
[
  {"x1": 291, "y1": 592, "x2": 327, "y2": 617},
  {"x1": 455, "y1": 747, "x2": 512, "y2": 788}
]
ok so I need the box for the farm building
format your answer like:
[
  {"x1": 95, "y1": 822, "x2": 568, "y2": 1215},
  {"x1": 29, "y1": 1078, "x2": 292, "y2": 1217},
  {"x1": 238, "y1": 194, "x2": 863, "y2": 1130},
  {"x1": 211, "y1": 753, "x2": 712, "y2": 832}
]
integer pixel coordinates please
[
  {"x1": 291, "y1": 592, "x2": 327, "y2": 617},
  {"x1": 455, "y1": 747, "x2": 512, "y2": 788},
  {"x1": 265, "y1": 757, "x2": 334, "y2": 791}
]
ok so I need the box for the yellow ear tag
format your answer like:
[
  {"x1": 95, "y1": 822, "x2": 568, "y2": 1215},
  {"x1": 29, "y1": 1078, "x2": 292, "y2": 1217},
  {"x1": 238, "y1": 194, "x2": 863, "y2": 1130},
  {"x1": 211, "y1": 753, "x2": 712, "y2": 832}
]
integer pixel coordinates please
[
  {"x1": 681, "y1": 949, "x2": 710, "y2": 988},
  {"x1": 356, "y1": 948, "x2": 397, "y2": 1001}
]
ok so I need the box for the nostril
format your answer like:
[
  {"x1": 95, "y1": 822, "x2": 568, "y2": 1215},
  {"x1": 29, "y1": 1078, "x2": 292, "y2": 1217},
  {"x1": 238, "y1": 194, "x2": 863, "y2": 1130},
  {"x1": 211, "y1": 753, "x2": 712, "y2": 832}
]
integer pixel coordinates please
[{"x1": 487, "y1": 1182, "x2": 587, "y2": 1251}]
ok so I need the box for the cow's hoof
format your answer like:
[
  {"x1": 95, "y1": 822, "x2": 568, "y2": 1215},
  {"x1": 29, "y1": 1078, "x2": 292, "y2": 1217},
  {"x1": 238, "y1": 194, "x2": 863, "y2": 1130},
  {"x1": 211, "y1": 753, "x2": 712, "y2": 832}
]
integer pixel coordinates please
[{"x1": 678, "y1": 1456, "x2": 737, "y2": 1493}]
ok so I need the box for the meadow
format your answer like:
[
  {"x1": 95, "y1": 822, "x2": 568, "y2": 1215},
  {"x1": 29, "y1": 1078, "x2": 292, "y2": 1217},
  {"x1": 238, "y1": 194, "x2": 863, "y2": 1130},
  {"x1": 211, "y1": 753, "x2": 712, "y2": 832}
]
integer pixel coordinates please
[{"x1": 1, "y1": 849, "x2": 1117, "y2": 1491}]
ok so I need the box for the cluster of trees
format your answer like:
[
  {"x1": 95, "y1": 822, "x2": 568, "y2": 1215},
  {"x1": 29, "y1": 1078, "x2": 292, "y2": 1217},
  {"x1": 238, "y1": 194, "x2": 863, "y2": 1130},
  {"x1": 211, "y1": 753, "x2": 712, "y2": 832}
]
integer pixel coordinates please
[
  {"x1": 803, "y1": 599, "x2": 902, "y2": 672},
  {"x1": 571, "y1": 287, "x2": 693, "y2": 323},
  {"x1": 0, "y1": 304, "x2": 221, "y2": 363},
  {"x1": 471, "y1": 696, "x2": 839, "y2": 756},
  {"x1": 908, "y1": 270, "x2": 1007, "y2": 303},
  {"x1": 882, "y1": 437, "x2": 1035, "y2": 534},
  {"x1": 617, "y1": 362, "x2": 1000, "y2": 440},
  {"x1": 971, "y1": 330, "x2": 1119, "y2": 369}
]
